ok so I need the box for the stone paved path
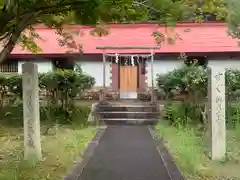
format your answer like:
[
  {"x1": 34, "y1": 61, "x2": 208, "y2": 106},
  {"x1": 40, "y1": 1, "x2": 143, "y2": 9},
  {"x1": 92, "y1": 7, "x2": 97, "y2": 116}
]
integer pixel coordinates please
[{"x1": 78, "y1": 125, "x2": 171, "y2": 180}]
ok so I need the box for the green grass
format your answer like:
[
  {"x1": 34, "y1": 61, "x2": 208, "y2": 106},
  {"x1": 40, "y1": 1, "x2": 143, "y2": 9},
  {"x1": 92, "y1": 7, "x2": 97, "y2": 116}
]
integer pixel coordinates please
[
  {"x1": 0, "y1": 124, "x2": 96, "y2": 180},
  {"x1": 156, "y1": 121, "x2": 240, "y2": 180}
]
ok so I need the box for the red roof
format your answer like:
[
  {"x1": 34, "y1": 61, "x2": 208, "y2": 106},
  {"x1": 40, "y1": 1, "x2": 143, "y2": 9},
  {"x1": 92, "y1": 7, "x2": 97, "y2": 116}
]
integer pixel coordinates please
[{"x1": 11, "y1": 22, "x2": 240, "y2": 55}]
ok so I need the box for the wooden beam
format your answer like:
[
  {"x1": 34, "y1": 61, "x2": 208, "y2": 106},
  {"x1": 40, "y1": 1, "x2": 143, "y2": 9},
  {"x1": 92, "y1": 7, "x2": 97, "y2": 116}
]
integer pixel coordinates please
[
  {"x1": 104, "y1": 53, "x2": 153, "y2": 57},
  {"x1": 96, "y1": 46, "x2": 160, "y2": 50}
]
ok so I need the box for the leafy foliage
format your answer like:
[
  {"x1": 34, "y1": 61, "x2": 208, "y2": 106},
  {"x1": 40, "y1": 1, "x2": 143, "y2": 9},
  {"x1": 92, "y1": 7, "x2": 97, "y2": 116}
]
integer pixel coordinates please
[
  {"x1": 7, "y1": 75, "x2": 23, "y2": 99},
  {"x1": 226, "y1": 69, "x2": 240, "y2": 100},
  {"x1": 157, "y1": 63, "x2": 207, "y2": 126},
  {"x1": 0, "y1": 68, "x2": 94, "y2": 125},
  {"x1": 0, "y1": 0, "x2": 188, "y2": 63},
  {"x1": 39, "y1": 69, "x2": 95, "y2": 110},
  {"x1": 0, "y1": 102, "x2": 92, "y2": 127},
  {"x1": 0, "y1": 74, "x2": 8, "y2": 108},
  {"x1": 226, "y1": 0, "x2": 240, "y2": 39},
  {"x1": 39, "y1": 69, "x2": 94, "y2": 127},
  {"x1": 156, "y1": 62, "x2": 240, "y2": 127},
  {"x1": 0, "y1": 0, "x2": 233, "y2": 63},
  {"x1": 157, "y1": 64, "x2": 240, "y2": 102},
  {"x1": 156, "y1": 62, "x2": 207, "y2": 100},
  {"x1": 163, "y1": 103, "x2": 202, "y2": 126}
]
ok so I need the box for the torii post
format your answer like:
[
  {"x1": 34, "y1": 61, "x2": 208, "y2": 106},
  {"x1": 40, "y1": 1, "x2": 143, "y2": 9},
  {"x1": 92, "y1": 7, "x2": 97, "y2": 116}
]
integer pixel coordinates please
[{"x1": 96, "y1": 46, "x2": 160, "y2": 101}]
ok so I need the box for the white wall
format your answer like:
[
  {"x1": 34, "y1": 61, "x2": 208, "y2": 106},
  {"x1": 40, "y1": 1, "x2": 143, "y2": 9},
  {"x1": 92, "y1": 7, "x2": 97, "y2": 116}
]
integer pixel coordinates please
[
  {"x1": 147, "y1": 59, "x2": 183, "y2": 87},
  {"x1": 18, "y1": 61, "x2": 53, "y2": 74},
  {"x1": 208, "y1": 58, "x2": 240, "y2": 70},
  {"x1": 75, "y1": 61, "x2": 111, "y2": 87}
]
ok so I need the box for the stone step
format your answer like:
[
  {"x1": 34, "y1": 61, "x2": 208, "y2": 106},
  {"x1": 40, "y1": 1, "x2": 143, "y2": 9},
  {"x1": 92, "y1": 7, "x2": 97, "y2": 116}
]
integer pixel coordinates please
[
  {"x1": 99, "y1": 104, "x2": 156, "y2": 107},
  {"x1": 100, "y1": 118, "x2": 157, "y2": 125},
  {"x1": 97, "y1": 111, "x2": 159, "y2": 119},
  {"x1": 98, "y1": 111, "x2": 159, "y2": 114},
  {"x1": 95, "y1": 101, "x2": 159, "y2": 125},
  {"x1": 97, "y1": 106, "x2": 158, "y2": 112},
  {"x1": 98, "y1": 100, "x2": 155, "y2": 106},
  {"x1": 100, "y1": 99, "x2": 151, "y2": 104}
]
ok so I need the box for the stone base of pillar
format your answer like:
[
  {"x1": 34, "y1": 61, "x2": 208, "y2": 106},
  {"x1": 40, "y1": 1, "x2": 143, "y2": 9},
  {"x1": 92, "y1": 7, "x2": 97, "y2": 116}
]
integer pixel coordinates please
[{"x1": 151, "y1": 88, "x2": 157, "y2": 103}]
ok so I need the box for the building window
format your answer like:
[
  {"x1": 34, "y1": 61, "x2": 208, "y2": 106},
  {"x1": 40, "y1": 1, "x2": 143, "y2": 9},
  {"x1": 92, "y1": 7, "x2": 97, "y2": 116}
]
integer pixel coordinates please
[
  {"x1": 0, "y1": 61, "x2": 18, "y2": 72},
  {"x1": 52, "y1": 58, "x2": 75, "y2": 70},
  {"x1": 184, "y1": 56, "x2": 208, "y2": 68}
]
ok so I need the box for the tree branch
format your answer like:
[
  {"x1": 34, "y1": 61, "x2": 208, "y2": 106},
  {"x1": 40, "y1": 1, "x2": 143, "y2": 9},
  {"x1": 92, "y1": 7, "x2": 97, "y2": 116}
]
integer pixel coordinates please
[
  {"x1": 133, "y1": 0, "x2": 162, "y2": 13},
  {"x1": 0, "y1": 13, "x2": 37, "y2": 63},
  {"x1": 21, "y1": 0, "x2": 88, "y2": 17},
  {"x1": 0, "y1": 31, "x2": 12, "y2": 41},
  {"x1": 0, "y1": 0, "x2": 88, "y2": 30}
]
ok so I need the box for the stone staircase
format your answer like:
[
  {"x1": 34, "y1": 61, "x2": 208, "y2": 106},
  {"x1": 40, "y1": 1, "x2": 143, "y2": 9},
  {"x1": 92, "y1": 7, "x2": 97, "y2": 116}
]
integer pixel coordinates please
[{"x1": 95, "y1": 100, "x2": 160, "y2": 125}]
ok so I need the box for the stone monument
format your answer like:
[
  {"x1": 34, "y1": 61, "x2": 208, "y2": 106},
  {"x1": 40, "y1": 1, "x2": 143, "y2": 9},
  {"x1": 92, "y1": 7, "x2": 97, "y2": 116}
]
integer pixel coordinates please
[
  {"x1": 22, "y1": 63, "x2": 42, "y2": 160},
  {"x1": 208, "y1": 67, "x2": 226, "y2": 160}
]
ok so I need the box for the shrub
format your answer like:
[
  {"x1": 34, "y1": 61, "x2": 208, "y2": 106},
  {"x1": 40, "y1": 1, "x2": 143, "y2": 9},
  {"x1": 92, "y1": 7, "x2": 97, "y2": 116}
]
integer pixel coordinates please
[
  {"x1": 163, "y1": 103, "x2": 204, "y2": 126},
  {"x1": 156, "y1": 63, "x2": 240, "y2": 126},
  {"x1": 156, "y1": 63, "x2": 207, "y2": 100},
  {"x1": 38, "y1": 69, "x2": 95, "y2": 125},
  {"x1": 227, "y1": 103, "x2": 240, "y2": 128},
  {"x1": 226, "y1": 69, "x2": 240, "y2": 101},
  {"x1": 0, "y1": 69, "x2": 95, "y2": 103},
  {"x1": 156, "y1": 63, "x2": 207, "y2": 125},
  {"x1": 7, "y1": 75, "x2": 23, "y2": 103},
  {"x1": 0, "y1": 75, "x2": 8, "y2": 108},
  {"x1": 40, "y1": 105, "x2": 91, "y2": 125},
  {"x1": 0, "y1": 103, "x2": 91, "y2": 127},
  {"x1": 0, "y1": 68, "x2": 95, "y2": 127},
  {"x1": 39, "y1": 69, "x2": 95, "y2": 106},
  {"x1": 0, "y1": 103, "x2": 24, "y2": 126}
]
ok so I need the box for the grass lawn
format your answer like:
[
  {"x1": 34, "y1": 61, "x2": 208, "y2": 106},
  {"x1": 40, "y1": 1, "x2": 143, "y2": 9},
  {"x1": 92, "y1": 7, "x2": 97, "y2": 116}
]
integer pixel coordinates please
[
  {"x1": 0, "y1": 124, "x2": 96, "y2": 180},
  {"x1": 156, "y1": 121, "x2": 240, "y2": 180}
]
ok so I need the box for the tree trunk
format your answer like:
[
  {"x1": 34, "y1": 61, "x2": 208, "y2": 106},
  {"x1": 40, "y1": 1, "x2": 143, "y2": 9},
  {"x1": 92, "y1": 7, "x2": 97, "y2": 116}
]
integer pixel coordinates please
[
  {"x1": 0, "y1": 32, "x2": 21, "y2": 63},
  {"x1": 0, "y1": 14, "x2": 36, "y2": 64}
]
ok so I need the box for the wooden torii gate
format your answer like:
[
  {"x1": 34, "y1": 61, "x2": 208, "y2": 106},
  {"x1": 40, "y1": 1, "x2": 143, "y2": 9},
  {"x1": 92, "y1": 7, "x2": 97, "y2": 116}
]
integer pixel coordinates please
[{"x1": 96, "y1": 46, "x2": 160, "y2": 101}]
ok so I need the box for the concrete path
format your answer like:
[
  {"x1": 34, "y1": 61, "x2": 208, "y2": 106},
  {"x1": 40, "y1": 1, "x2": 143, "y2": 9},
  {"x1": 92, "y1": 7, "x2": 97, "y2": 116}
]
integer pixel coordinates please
[{"x1": 78, "y1": 125, "x2": 172, "y2": 180}]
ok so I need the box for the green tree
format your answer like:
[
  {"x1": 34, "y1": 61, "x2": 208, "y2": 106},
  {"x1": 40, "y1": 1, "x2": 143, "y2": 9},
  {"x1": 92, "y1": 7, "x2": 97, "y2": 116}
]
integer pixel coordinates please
[
  {"x1": 226, "y1": 0, "x2": 240, "y2": 38},
  {"x1": 0, "y1": 0, "x2": 149, "y2": 62},
  {"x1": 0, "y1": 0, "x2": 232, "y2": 63}
]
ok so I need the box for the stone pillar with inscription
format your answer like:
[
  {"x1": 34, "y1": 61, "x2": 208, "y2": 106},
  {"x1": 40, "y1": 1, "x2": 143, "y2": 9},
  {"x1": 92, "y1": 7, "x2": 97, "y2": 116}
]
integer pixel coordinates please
[
  {"x1": 208, "y1": 67, "x2": 226, "y2": 160},
  {"x1": 22, "y1": 63, "x2": 42, "y2": 160}
]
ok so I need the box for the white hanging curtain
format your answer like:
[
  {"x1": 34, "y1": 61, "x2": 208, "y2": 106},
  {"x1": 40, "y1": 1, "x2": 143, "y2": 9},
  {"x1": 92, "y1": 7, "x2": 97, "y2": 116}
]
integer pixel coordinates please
[
  {"x1": 131, "y1": 56, "x2": 134, "y2": 66},
  {"x1": 124, "y1": 56, "x2": 128, "y2": 66},
  {"x1": 115, "y1": 53, "x2": 119, "y2": 64}
]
